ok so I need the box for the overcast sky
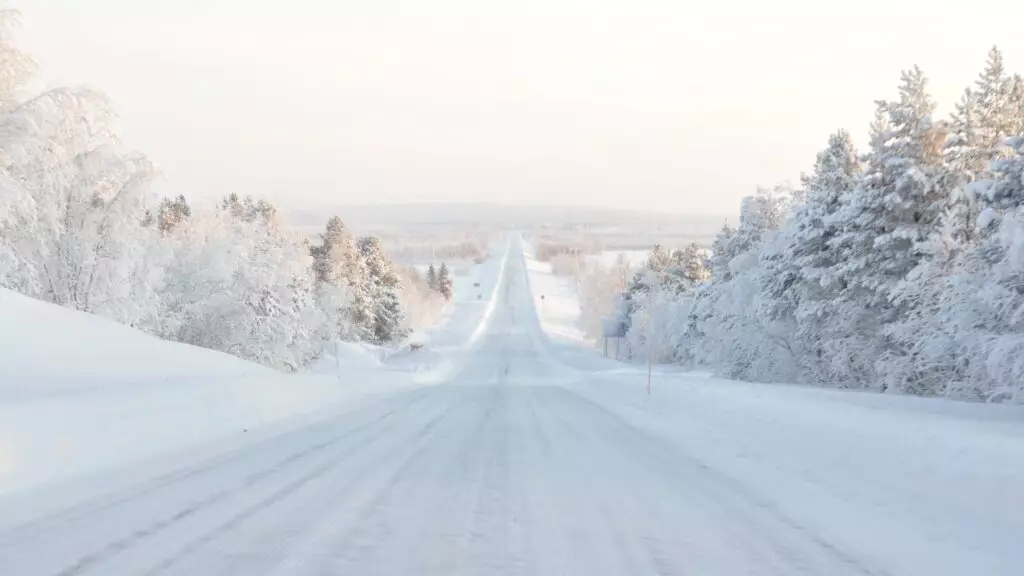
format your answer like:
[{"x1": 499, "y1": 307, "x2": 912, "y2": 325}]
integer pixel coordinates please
[{"x1": 14, "y1": 0, "x2": 1024, "y2": 214}]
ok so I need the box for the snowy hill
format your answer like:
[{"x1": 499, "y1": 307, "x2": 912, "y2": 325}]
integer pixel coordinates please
[
  {"x1": 0, "y1": 289, "x2": 396, "y2": 496},
  {"x1": 0, "y1": 288, "x2": 271, "y2": 398},
  {"x1": 0, "y1": 245, "x2": 506, "y2": 498}
]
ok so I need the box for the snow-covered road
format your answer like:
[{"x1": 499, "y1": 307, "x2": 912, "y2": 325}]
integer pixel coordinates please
[{"x1": 1, "y1": 242, "x2": 1021, "y2": 575}]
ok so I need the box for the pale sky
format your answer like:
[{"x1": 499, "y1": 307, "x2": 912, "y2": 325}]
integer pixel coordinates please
[{"x1": 14, "y1": 0, "x2": 1024, "y2": 214}]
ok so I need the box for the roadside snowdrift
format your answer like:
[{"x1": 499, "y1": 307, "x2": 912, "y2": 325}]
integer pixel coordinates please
[
  {"x1": 0, "y1": 289, "x2": 271, "y2": 397},
  {"x1": 0, "y1": 289, "x2": 409, "y2": 496},
  {"x1": 0, "y1": 244, "x2": 509, "y2": 496}
]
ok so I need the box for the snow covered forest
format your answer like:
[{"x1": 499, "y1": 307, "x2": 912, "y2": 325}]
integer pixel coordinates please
[
  {"x1": 613, "y1": 48, "x2": 1024, "y2": 403},
  {"x1": 0, "y1": 9, "x2": 453, "y2": 371}
]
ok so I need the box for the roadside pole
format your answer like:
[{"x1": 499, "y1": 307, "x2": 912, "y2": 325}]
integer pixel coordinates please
[
  {"x1": 334, "y1": 339, "x2": 342, "y2": 384},
  {"x1": 647, "y1": 344, "x2": 652, "y2": 396}
]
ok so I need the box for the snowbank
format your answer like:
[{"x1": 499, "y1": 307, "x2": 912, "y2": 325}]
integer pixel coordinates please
[
  {"x1": 0, "y1": 243, "x2": 509, "y2": 497},
  {"x1": 0, "y1": 289, "x2": 270, "y2": 399},
  {"x1": 0, "y1": 290, "x2": 414, "y2": 496}
]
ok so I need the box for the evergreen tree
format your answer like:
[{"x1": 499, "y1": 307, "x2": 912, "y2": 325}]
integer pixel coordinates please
[
  {"x1": 986, "y1": 137, "x2": 1024, "y2": 213},
  {"x1": 426, "y1": 263, "x2": 438, "y2": 291},
  {"x1": 311, "y1": 216, "x2": 362, "y2": 288},
  {"x1": 437, "y1": 262, "x2": 453, "y2": 301},
  {"x1": 676, "y1": 243, "x2": 711, "y2": 286},
  {"x1": 708, "y1": 223, "x2": 735, "y2": 281},
  {"x1": 309, "y1": 216, "x2": 364, "y2": 340},
  {"x1": 1010, "y1": 74, "x2": 1024, "y2": 136},
  {"x1": 943, "y1": 88, "x2": 986, "y2": 242},
  {"x1": 157, "y1": 195, "x2": 191, "y2": 234},
  {"x1": 976, "y1": 136, "x2": 1024, "y2": 255},
  {"x1": 832, "y1": 68, "x2": 945, "y2": 306},
  {"x1": 792, "y1": 130, "x2": 861, "y2": 287},
  {"x1": 358, "y1": 236, "x2": 406, "y2": 344},
  {"x1": 973, "y1": 47, "x2": 1017, "y2": 158}
]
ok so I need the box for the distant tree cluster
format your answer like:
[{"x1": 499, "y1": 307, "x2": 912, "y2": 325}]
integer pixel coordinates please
[
  {"x1": 425, "y1": 263, "x2": 454, "y2": 302},
  {"x1": 613, "y1": 47, "x2": 1024, "y2": 402},
  {"x1": 534, "y1": 242, "x2": 591, "y2": 263},
  {"x1": 387, "y1": 240, "x2": 487, "y2": 265},
  {"x1": 0, "y1": 11, "x2": 411, "y2": 371}
]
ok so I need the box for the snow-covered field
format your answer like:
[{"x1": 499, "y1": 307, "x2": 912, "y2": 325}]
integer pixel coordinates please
[{"x1": 0, "y1": 237, "x2": 1022, "y2": 575}]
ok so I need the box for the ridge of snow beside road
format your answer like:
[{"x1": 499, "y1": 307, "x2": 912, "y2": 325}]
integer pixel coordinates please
[{"x1": 0, "y1": 243, "x2": 509, "y2": 499}]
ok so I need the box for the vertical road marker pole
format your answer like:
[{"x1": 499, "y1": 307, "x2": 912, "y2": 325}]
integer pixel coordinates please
[
  {"x1": 334, "y1": 339, "x2": 342, "y2": 384},
  {"x1": 647, "y1": 345, "x2": 652, "y2": 396}
]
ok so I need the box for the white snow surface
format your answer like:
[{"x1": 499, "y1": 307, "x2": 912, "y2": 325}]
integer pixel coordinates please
[
  {"x1": 0, "y1": 237, "x2": 1022, "y2": 575},
  {"x1": 0, "y1": 245, "x2": 508, "y2": 497}
]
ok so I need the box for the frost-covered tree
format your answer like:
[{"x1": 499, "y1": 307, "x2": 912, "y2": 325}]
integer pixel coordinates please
[
  {"x1": 426, "y1": 263, "x2": 438, "y2": 291},
  {"x1": 0, "y1": 87, "x2": 160, "y2": 325},
  {"x1": 159, "y1": 202, "x2": 322, "y2": 370},
  {"x1": 0, "y1": 173, "x2": 37, "y2": 292},
  {"x1": 832, "y1": 68, "x2": 946, "y2": 308},
  {"x1": 156, "y1": 195, "x2": 191, "y2": 234},
  {"x1": 974, "y1": 137, "x2": 1024, "y2": 260},
  {"x1": 358, "y1": 236, "x2": 407, "y2": 344},
  {"x1": 578, "y1": 253, "x2": 633, "y2": 340},
  {"x1": 309, "y1": 216, "x2": 363, "y2": 341},
  {"x1": 437, "y1": 261, "x2": 453, "y2": 302},
  {"x1": 701, "y1": 187, "x2": 794, "y2": 380},
  {"x1": 984, "y1": 137, "x2": 1024, "y2": 214},
  {"x1": 943, "y1": 88, "x2": 986, "y2": 242},
  {"x1": 973, "y1": 47, "x2": 1017, "y2": 160},
  {"x1": 943, "y1": 47, "x2": 1022, "y2": 241},
  {"x1": 589, "y1": 53, "x2": 1024, "y2": 403},
  {"x1": 665, "y1": 243, "x2": 710, "y2": 292},
  {"x1": 397, "y1": 265, "x2": 447, "y2": 333},
  {"x1": 0, "y1": 9, "x2": 35, "y2": 106},
  {"x1": 767, "y1": 131, "x2": 864, "y2": 382},
  {"x1": 1009, "y1": 74, "x2": 1024, "y2": 136}
]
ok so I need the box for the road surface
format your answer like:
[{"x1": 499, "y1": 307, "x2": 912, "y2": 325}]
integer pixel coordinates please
[{"x1": 0, "y1": 244, "x2": 1018, "y2": 576}]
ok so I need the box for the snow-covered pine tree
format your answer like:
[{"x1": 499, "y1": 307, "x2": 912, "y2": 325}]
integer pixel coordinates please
[
  {"x1": 437, "y1": 262, "x2": 453, "y2": 301},
  {"x1": 674, "y1": 242, "x2": 711, "y2": 288},
  {"x1": 976, "y1": 137, "x2": 1024, "y2": 259},
  {"x1": 832, "y1": 68, "x2": 946, "y2": 308},
  {"x1": 684, "y1": 223, "x2": 735, "y2": 361},
  {"x1": 157, "y1": 195, "x2": 191, "y2": 234},
  {"x1": 1010, "y1": 74, "x2": 1024, "y2": 136},
  {"x1": 950, "y1": 47, "x2": 1021, "y2": 235},
  {"x1": 426, "y1": 263, "x2": 438, "y2": 292},
  {"x1": 309, "y1": 216, "x2": 363, "y2": 341},
  {"x1": 943, "y1": 88, "x2": 986, "y2": 243},
  {"x1": 776, "y1": 131, "x2": 862, "y2": 382},
  {"x1": 358, "y1": 236, "x2": 407, "y2": 344},
  {"x1": 973, "y1": 47, "x2": 1017, "y2": 162},
  {"x1": 690, "y1": 188, "x2": 792, "y2": 380}
]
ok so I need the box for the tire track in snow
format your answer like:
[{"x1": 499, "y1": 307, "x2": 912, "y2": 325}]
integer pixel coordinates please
[
  {"x1": 28, "y1": 391, "x2": 439, "y2": 576},
  {"x1": 141, "y1": 397, "x2": 457, "y2": 576}
]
